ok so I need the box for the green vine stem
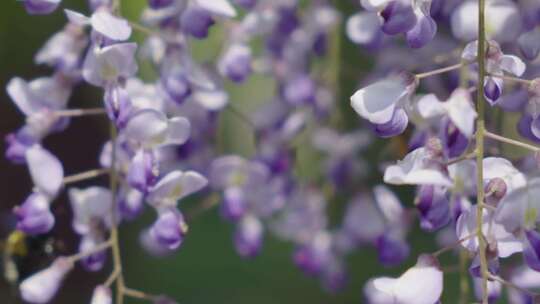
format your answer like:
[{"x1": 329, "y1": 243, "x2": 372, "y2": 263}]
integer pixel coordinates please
[{"x1": 475, "y1": 0, "x2": 489, "y2": 302}]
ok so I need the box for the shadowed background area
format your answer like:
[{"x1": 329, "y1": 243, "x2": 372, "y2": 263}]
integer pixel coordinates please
[{"x1": 0, "y1": 0, "x2": 462, "y2": 303}]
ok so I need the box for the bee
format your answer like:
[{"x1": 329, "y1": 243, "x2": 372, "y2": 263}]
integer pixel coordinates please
[{"x1": 2, "y1": 230, "x2": 57, "y2": 285}]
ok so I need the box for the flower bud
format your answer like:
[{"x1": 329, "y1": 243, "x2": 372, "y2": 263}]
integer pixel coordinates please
[
  {"x1": 127, "y1": 150, "x2": 158, "y2": 194},
  {"x1": 180, "y1": 7, "x2": 215, "y2": 39},
  {"x1": 118, "y1": 187, "x2": 145, "y2": 220},
  {"x1": 283, "y1": 75, "x2": 316, "y2": 106},
  {"x1": 5, "y1": 129, "x2": 35, "y2": 164},
  {"x1": 104, "y1": 85, "x2": 132, "y2": 129},
  {"x1": 485, "y1": 177, "x2": 507, "y2": 207},
  {"x1": 234, "y1": 215, "x2": 263, "y2": 258},
  {"x1": 20, "y1": 257, "x2": 73, "y2": 304},
  {"x1": 149, "y1": 210, "x2": 188, "y2": 251},
  {"x1": 161, "y1": 70, "x2": 192, "y2": 105},
  {"x1": 22, "y1": 0, "x2": 61, "y2": 15},
  {"x1": 14, "y1": 192, "x2": 54, "y2": 235},
  {"x1": 91, "y1": 285, "x2": 112, "y2": 304},
  {"x1": 220, "y1": 187, "x2": 246, "y2": 221},
  {"x1": 219, "y1": 44, "x2": 252, "y2": 83},
  {"x1": 79, "y1": 234, "x2": 107, "y2": 272}
]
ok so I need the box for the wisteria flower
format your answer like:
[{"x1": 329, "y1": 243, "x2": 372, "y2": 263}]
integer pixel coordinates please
[
  {"x1": 69, "y1": 186, "x2": 113, "y2": 235},
  {"x1": 351, "y1": 73, "x2": 417, "y2": 137},
  {"x1": 383, "y1": 147, "x2": 452, "y2": 187},
  {"x1": 462, "y1": 40, "x2": 526, "y2": 104},
  {"x1": 19, "y1": 257, "x2": 73, "y2": 304},
  {"x1": 26, "y1": 145, "x2": 64, "y2": 198},
  {"x1": 365, "y1": 254, "x2": 443, "y2": 304},
  {"x1": 417, "y1": 88, "x2": 477, "y2": 138},
  {"x1": 64, "y1": 8, "x2": 132, "y2": 41},
  {"x1": 458, "y1": 205, "x2": 523, "y2": 259},
  {"x1": 451, "y1": 0, "x2": 521, "y2": 43},
  {"x1": 147, "y1": 170, "x2": 208, "y2": 209},
  {"x1": 14, "y1": 192, "x2": 55, "y2": 235},
  {"x1": 7, "y1": 76, "x2": 71, "y2": 139},
  {"x1": 83, "y1": 42, "x2": 138, "y2": 87},
  {"x1": 124, "y1": 109, "x2": 190, "y2": 148}
]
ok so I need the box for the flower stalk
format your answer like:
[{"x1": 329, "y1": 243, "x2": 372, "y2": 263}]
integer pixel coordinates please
[
  {"x1": 415, "y1": 62, "x2": 466, "y2": 79},
  {"x1": 476, "y1": 0, "x2": 489, "y2": 302},
  {"x1": 108, "y1": 123, "x2": 126, "y2": 304},
  {"x1": 63, "y1": 168, "x2": 110, "y2": 185}
]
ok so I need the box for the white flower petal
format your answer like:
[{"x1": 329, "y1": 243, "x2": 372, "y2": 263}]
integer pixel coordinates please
[
  {"x1": 64, "y1": 9, "x2": 90, "y2": 26},
  {"x1": 20, "y1": 258, "x2": 73, "y2": 304},
  {"x1": 351, "y1": 78, "x2": 409, "y2": 124},
  {"x1": 393, "y1": 263, "x2": 443, "y2": 304},
  {"x1": 91, "y1": 10, "x2": 132, "y2": 41},
  {"x1": 495, "y1": 178, "x2": 540, "y2": 233},
  {"x1": 416, "y1": 94, "x2": 445, "y2": 119},
  {"x1": 148, "y1": 170, "x2": 208, "y2": 206},
  {"x1": 6, "y1": 77, "x2": 42, "y2": 116},
  {"x1": 26, "y1": 145, "x2": 64, "y2": 198},
  {"x1": 69, "y1": 187, "x2": 113, "y2": 234},
  {"x1": 483, "y1": 157, "x2": 526, "y2": 192},
  {"x1": 451, "y1": 0, "x2": 521, "y2": 43},
  {"x1": 373, "y1": 185, "x2": 403, "y2": 224},
  {"x1": 346, "y1": 12, "x2": 381, "y2": 45},
  {"x1": 193, "y1": 89, "x2": 229, "y2": 110},
  {"x1": 443, "y1": 88, "x2": 477, "y2": 138},
  {"x1": 383, "y1": 148, "x2": 452, "y2": 187},
  {"x1": 125, "y1": 109, "x2": 169, "y2": 147},
  {"x1": 165, "y1": 116, "x2": 191, "y2": 146},
  {"x1": 360, "y1": 0, "x2": 391, "y2": 11},
  {"x1": 499, "y1": 55, "x2": 526, "y2": 76},
  {"x1": 364, "y1": 278, "x2": 396, "y2": 304},
  {"x1": 195, "y1": 0, "x2": 237, "y2": 17}
]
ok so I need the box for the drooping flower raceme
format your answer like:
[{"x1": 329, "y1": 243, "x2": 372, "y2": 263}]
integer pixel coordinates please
[{"x1": 8, "y1": 0, "x2": 540, "y2": 302}]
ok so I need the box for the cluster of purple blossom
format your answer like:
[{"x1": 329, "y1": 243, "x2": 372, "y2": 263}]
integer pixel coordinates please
[{"x1": 6, "y1": 0, "x2": 540, "y2": 303}]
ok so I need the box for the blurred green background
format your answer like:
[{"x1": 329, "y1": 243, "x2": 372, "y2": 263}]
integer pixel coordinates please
[{"x1": 0, "y1": 1, "x2": 465, "y2": 303}]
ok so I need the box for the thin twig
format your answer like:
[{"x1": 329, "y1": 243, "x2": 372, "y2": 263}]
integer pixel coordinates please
[
  {"x1": 487, "y1": 73, "x2": 533, "y2": 86},
  {"x1": 104, "y1": 268, "x2": 120, "y2": 288},
  {"x1": 432, "y1": 233, "x2": 476, "y2": 257},
  {"x1": 54, "y1": 108, "x2": 107, "y2": 118},
  {"x1": 415, "y1": 62, "x2": 466, "y2": 79},
  {"x1": 63, "y1": 169, "x2": 110, "y2": 185},
  {"x1": 446, "y1": 150, "x2": 477, "y2": 165},
  {"x1": 66, "y1": 239, "x2": 113, "y2": 263},
  {"x1": 485, "y1": 131, "x2": 540, "y2": 153},
  {"x1": 489, "y1": 275, "x2": 539, "y2": 297},
  {"x1": 123, "y1": 287, "x2": 160, "y2": 301}
]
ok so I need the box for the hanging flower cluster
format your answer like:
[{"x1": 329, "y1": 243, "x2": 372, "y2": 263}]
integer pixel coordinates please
[{"x1": 5, "y1": 0, "x2": 540, "y2": 303}]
